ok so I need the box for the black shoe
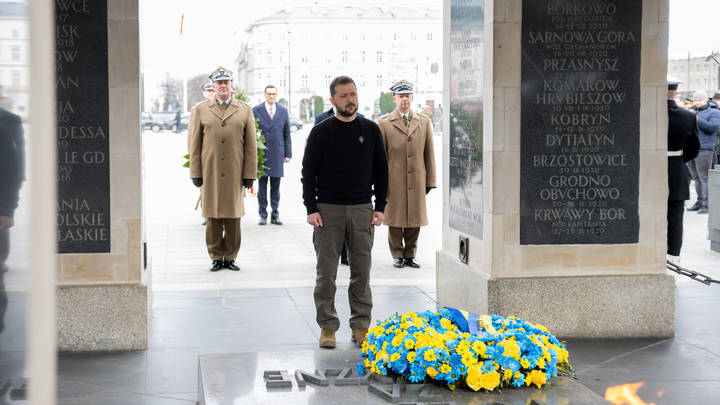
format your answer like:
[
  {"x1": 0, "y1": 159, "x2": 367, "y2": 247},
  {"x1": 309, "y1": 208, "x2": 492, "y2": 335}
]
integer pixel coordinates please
[
  {"x1": 225, "y1": 260, "x2": 240, "y2": 271},
  {"x1": 393, "y1": 258, "x2": 405, "y2": 268},
  {"x1": 404, "y1": 258, "x2": 420, "y2": 268},
  {"x1": 698, "y1": 206, "x2": 709, "y2": 214},
  {"x1": 271, "y1": 217, "x2": 283, "y2": 225},
  {"x1": 259, "y1": 217, "x2": 267, "y2": 225},
  {"x1": 209, "y1": 260, "x2": 223, "y2": 272},
  {"x1": 687, "y1": 201, "x2": 702, "y2": 211}
]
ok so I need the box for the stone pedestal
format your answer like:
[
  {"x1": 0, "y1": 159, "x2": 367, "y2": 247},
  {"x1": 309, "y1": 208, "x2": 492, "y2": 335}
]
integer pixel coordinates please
[{"x1": 438, "y1": 0, "x2": 674, "y2": 337}]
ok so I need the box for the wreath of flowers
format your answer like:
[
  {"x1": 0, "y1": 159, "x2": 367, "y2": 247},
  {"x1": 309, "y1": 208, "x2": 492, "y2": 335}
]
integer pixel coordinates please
[{"x1": 358, "y1": 308, "x2": 573, "y2": 392}]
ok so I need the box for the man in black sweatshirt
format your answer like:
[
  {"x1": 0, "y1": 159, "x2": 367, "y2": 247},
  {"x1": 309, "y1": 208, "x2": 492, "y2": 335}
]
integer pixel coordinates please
[{"x1": 302, "y1": 76, "x2": 388, "y2": 349}]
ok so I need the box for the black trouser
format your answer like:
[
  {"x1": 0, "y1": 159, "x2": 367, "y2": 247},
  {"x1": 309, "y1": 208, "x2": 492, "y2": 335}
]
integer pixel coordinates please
[{"x1": 667, "y1": 200, "x2": 684, "y2": 256}]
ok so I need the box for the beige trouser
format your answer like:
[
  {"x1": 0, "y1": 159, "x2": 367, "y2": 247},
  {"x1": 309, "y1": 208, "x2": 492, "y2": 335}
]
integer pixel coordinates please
[
  {"x1": 388, "y1": 226, "x2": 420, "y2": 259},
  {"x1": 206, "y1": 218, "x2": 241, "y2": 261},
  {"x1": 313, "y1": 203, "x2": 374, "y2": 331}
]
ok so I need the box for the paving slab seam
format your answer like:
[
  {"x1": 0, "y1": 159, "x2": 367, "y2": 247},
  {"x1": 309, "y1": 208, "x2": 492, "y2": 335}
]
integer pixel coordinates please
[
  {"x1": 574, "y1": 338, "x2": 672, "y2": 374},
  {"x1": 676, "y1": 336, "x2": 720, "y2": 359}
]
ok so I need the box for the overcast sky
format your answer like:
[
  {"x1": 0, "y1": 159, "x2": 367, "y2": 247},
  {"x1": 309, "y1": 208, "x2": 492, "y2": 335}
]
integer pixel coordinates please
[{"x1": 140, "y1": 0, "x2": 720, "y2": 98}]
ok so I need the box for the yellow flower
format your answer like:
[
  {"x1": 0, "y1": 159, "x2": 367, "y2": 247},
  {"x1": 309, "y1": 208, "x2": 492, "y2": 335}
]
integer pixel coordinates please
[
  {"x1": 537, "y1": 358, "x2": 546, "y2": 369},
  {"x1": 404, "y1": 339, "x2": 415, "y2": 350},
  {"x1": 466, "y1": 366, "x2": 501, "y2": 391},
  {"x1": 390, "y1": 353, "x2": 401, "y2": 362},
  {"x1": 407, "y1": 352, "x2": 416, "y2": 362},
  {"x1": 503, "y1": 369, "x2": 513, "y2": 381},
  {"x1": 471, "y1": 341, "x2": 487, "y2": 355},
  {"x1": 440, "y1": 318, "x2": 453, "y2": 329},
  {"x1": 392, "y1": 334, "x2": 404, "y2": 347},
  {"x1": 525, "y1": 369, "x2": 547, "y2": 388},
  {"x1": 520, "y1": 358, "x2": 531, "y2": 369},
  {"x1": 440, "y1": 364, "x2": 452, "y2": 374},
  {"x1": 424, "y1": 349, "x2": 437, "y2": 362},
  {"x1": 498, "y1": 339, "x2": 520, "y2": 359},
  {"x1": 427, "y1": 367, "x2": 438, "y2": 379},
  {"x1": 377, "y1": 350, "x2": 389, "y2": 363}
]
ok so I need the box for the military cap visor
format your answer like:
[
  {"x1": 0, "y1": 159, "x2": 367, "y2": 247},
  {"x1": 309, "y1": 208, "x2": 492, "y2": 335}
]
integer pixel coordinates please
[{"x1": 202, "y1": 83, "x2": 213, "y2": 91}]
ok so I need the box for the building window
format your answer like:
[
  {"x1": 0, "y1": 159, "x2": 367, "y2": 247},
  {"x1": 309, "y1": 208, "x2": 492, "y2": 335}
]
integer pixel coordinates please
[
  {"x1": 361, "y1": 33, "x2": 366, "y2": 40},
  {"x1": 12, "y1": 29, "x2": 18, "y2": 38},
  {"x1": 376, "y1": 75, "x2": 382, "y2": 86},
  {"x1": 393, "y1": 33, "x2": 399, "y2": 40},
  {"x1": 12, "y1": 70, "x2": 21, "y2": 86},
  {"x1": 280, "y1": 78, "x2": 286, "y2": 87},
  {"x1": 376, "y1": 51, "x2": 382, "y2": 63},
  {"x1": 341, "y1": 51, "x2": 348, "y2": 63},
  {"x1": 342, "y1": 33, "x2": 349, "y2": 40},
  {"x1": 11, "y1": 46, "x2": 20, "y2": 61},
  {"x1": 266, "y1": 51, "x2": 272, "y2": 64},
  {"x1": 427, "y1": 33, "x2": 433, "y2": 40},
  {"x1": 376, "y1": 32, "x2": 382, "y2": 40},
  {"x1": 300, "y1": 56, "x2": 308, "y2": 63},
  {"x1": 361, "y1": 51, "x2": 366, "y2": 63},
  {"x1": 411, "y1": 33, "x2": 417, "y2": 40},
  {"x1": 302, "y1": 75, "x2": 308, "y2": 88},
  {"x1": 325, "y1": 75, "x2": 331, "y2": 86}
]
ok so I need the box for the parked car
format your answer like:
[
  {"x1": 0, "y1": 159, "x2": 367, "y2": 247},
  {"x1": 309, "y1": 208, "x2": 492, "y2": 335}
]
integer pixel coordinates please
[
  {"x1": 289, "y1": 116, "x2": 303, "y2": 132},
  {"x1": 142, "y1": 112, "x2": 156, "y2": 130},
  {"x1": 177, "y1": 112, "x2": 190, "y2": 131},
  {"x1": 150, "y1": 111, "x2": 178, "y2": 132}
]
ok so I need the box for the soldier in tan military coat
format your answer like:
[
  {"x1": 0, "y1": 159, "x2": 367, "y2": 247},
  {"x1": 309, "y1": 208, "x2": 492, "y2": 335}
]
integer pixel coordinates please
[
  {"x1": 188, "y1": 67, "x2": 257, "y2": 272},
  {"x1": 378, "y1": 81, "x2": 436, "y2": 269}
]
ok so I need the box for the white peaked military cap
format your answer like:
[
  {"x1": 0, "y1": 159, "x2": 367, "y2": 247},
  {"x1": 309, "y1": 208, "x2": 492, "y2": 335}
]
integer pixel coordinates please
[
  {"x1": 667, "y1": 74, "x2": 682, "y2": 91},
  {"x1": 390, "y1": 80, "x2": 414, "y2": 94},
  {"x1": 210, "y1": 66, "x2": 233, "y2": 82}
]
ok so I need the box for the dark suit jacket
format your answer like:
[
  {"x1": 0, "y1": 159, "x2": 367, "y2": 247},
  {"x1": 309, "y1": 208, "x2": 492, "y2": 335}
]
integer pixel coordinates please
[
  {"x1": 0, "y1": 108, "x2": 24, "y2": 217},
  {"x1": 252, "y1": 103, "x2": 291, "y2": 177},
  {"x1": 314, "y1": 108, "x2": 364, "y2": 125},
  {"x1": 668, "y1": 99, "x2": 699, "y2": 201}
]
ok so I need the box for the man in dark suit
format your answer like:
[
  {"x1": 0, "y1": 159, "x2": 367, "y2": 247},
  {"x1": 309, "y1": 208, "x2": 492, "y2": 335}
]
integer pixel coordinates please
[
  {"x1": 667, "y1": 78, "x2": 699, "y2": 262},
  {"x1": 0, "y1": 90, "x2": 25, "y2": 274},
  {"x1": 253, "y1": 85, "x2": 292, "y2": 225}
]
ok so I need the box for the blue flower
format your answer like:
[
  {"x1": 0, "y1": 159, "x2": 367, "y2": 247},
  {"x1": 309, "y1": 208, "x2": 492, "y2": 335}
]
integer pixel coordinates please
[{"x1": 356, "y1": 363, "x2": 365, "y2": 376}]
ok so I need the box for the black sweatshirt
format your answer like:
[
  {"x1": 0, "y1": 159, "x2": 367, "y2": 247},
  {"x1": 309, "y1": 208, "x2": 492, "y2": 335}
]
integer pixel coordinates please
[{"x1": 301, "y1": 116, "x2": 388, "y2": 215}]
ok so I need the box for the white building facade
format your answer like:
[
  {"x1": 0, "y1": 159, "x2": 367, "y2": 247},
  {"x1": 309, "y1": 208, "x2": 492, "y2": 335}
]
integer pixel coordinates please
[
  {"x1": 667, "y1": 53, "x2": 720, "y2": 96},
  {"x1": 235, "y1": 6, "x2": 442, "y2": 120},
  {"x1": 0, "y1": 1, "x2": 28, "y2": 118}
]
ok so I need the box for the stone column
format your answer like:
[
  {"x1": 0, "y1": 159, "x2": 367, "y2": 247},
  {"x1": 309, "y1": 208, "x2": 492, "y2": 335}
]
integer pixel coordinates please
[
  {"x1": 438, "y1": 0, "x2": 673, "y2": 338},
  {"x1": 55, "y1": 0, "x2": 147, "y2": 351}
]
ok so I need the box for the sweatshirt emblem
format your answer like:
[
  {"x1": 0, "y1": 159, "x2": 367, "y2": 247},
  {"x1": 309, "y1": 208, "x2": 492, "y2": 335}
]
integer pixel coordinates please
[{"x1": 358, "y1": 136, "x2": 364, "y2": 143}]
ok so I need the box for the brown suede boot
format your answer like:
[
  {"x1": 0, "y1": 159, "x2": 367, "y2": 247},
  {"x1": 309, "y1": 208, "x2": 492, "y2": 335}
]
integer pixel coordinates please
[
  {"x1": 351, "y1": 328, "x2": 368, "y2": 347},
  {"x1": 319, "y1": 329, "x2": 336, "y2": 348}
]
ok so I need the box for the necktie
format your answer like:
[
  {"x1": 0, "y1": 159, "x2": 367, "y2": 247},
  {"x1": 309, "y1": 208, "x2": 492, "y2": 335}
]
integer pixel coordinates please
[
  {"x1": 402, "y1": 115, "x2": 409, "y2": 128},
  {"x1": 269, "y1": 105, "x2": 274, "y2": 119}
]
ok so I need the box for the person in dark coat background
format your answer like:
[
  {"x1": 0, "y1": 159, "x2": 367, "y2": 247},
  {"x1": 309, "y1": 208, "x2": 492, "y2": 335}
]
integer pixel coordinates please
[
  {"x1": 666, "y1": 78, "x2": 699, "y2": 262},
  {"x1": 0, "y1": 90, "x2": 25, "y2": 274},
  {"x1": 253, "y1": 85, "x2": 292, "y2": 225}
]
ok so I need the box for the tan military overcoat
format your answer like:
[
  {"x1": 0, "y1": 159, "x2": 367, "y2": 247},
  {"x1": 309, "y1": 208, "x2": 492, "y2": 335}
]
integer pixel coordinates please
[
  {"x1": 188, "y1": 98, "x2": 257, "y2": 218},
  {"x1": 378, "y1": 109, "x2": 436, "y2": 227}
]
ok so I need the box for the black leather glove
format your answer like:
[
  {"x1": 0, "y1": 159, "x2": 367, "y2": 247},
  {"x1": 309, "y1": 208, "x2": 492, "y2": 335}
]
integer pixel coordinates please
[
  {"x1": 242, "y1": 179, "x2": 254, "y2": 189},
  {"x1": 426, "y1": 187, "x2": 433, "y2": 195},
  {"x1": 192, "y1": 178, "x2": 203, "y2": 187}
]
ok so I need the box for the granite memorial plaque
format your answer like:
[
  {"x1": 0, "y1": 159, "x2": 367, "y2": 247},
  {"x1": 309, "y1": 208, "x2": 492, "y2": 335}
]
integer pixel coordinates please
[
  {"x1": 448, "y1": 0, "x2": 484, "y2": 239},
  {"x1": 198, "y1": 350, "x2": 607, "y2": 405},
  {"x1": 520, "y1": 0, "x2": 641, "y2": 244},
  {"x1": 55, "y1": 0, "x2": 110, "y2": 253}
]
